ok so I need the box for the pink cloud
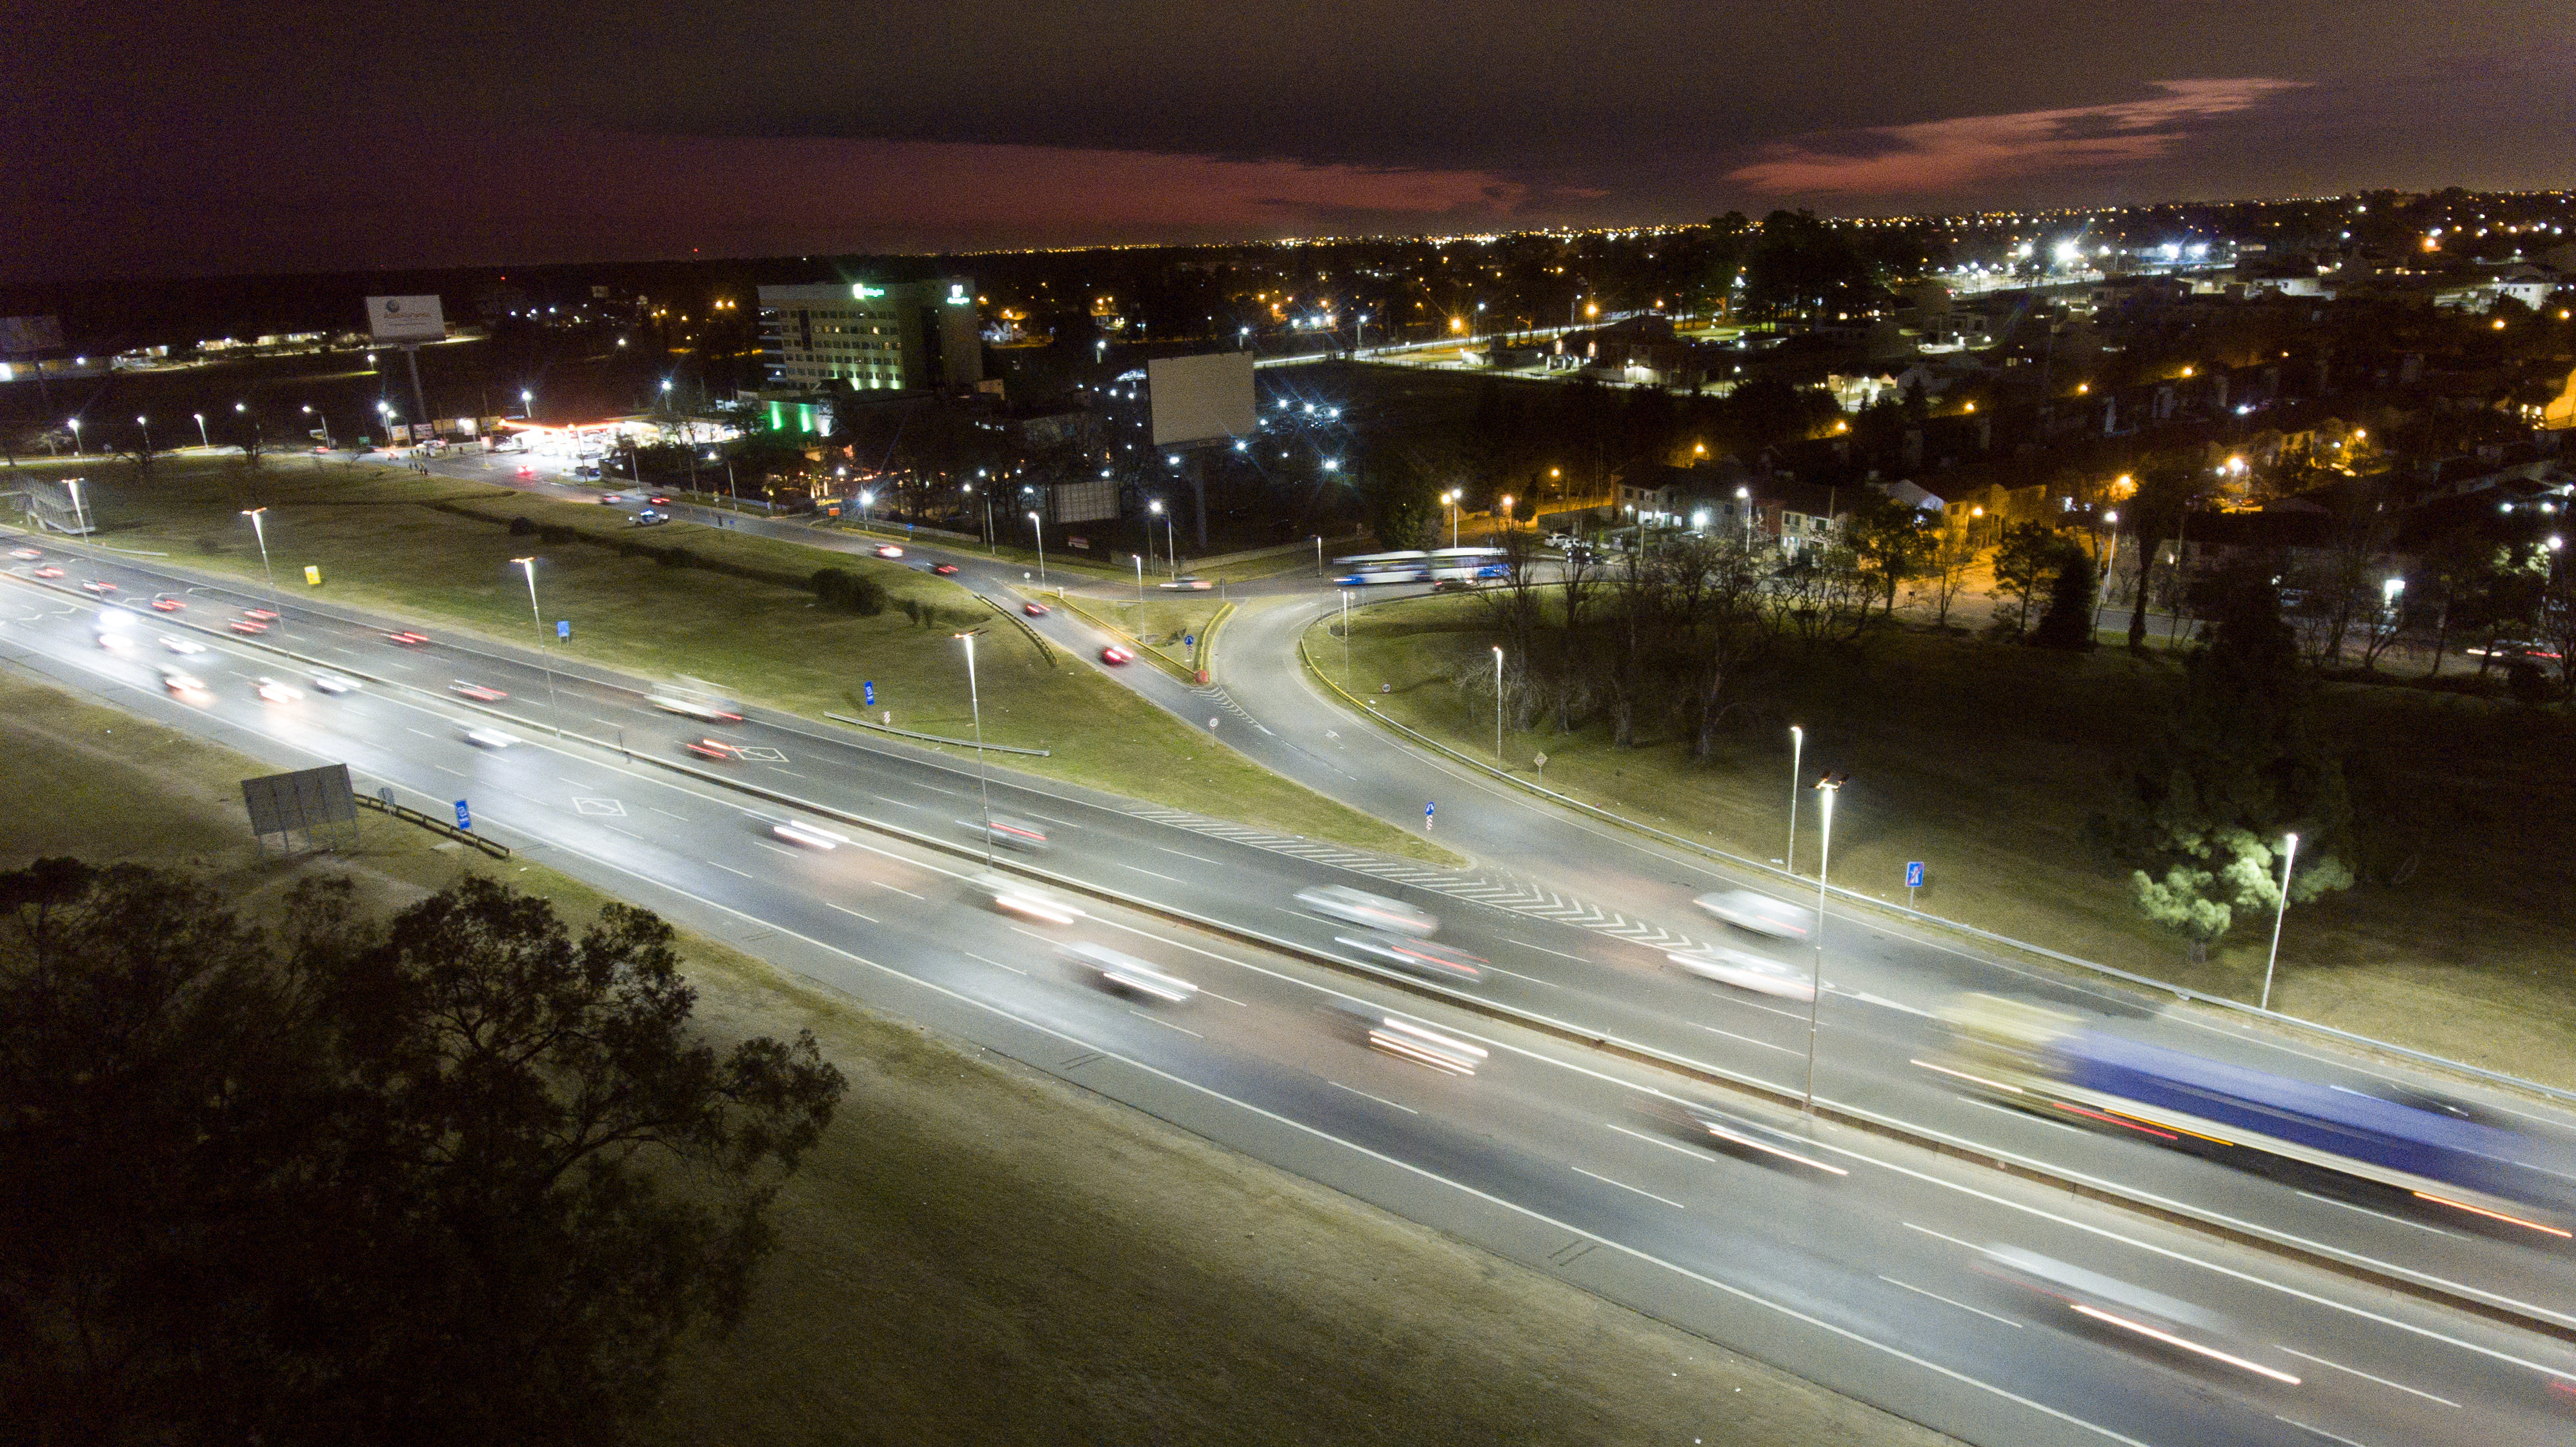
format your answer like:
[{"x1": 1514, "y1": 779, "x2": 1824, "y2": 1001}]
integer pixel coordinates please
[{"x1": 1727, "y1": 79, "x2": 2309, "y2": 197}]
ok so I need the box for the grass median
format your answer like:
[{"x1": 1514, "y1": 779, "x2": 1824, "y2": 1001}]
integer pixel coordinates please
[
  {"x1": 0, "y1": 663, "x2": 1955, "y2": 1447},
  {"x1": 1316, "y1": 592, "x2": 2576, "y2": 1089},
  {"x1": 57, "y1": 455, "x2": 1446, "y2": 863}
]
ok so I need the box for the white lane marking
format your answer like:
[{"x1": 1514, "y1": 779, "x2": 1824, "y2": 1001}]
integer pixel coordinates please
[
  {"x1": 1157, "y1": 845, "x2": 1222, "y2": 865},
  {"x1": 1878, "y1": 1275, "x2": 2023, "y2": 1328},
  {"x1": 1571, "y1": 1166, "x2": 1685, "y2": 1210},
  {"x1": 963, "y1": 949, "x2": 1024, "y2": 975},
  {"x1": 1129, "y1": 1009, "x2": 1202, "y2": 1038},
  {"x1": 1605, "y1": 1121, "x2": 1716, "y2": 1160},
  {"x1": 407, "y1": 727, "x2": 436, "y2": 738},
  {"x1": 604, "y1": 824, "x2": 643, "y2": 841},
  {"x1": 1511, "y1": 940, "x2": 1589, "y2": 962},
  {"x1": 1196, "y1": 987, "x2": 1248, "y2": 1007},
  {"x1": 867, "y1": 878, "x2": 926, "y2": 898},
  {"x1": 1902, "y1": 1220, "x2": 1986, "y2": 1255},
  {"x1": 1694, "y1": 1022, "x2": 1801, "y2": 1056},
  {"x1": 2272, "y1": 1417, "x2": 2371, "y2": 1447},
  {"x1": 556, "y1": 775, "x2": 589, "y2": 786},
  {"x1": 430, "y1": 764, "x2": 467, "y2": 777},
  {"x1": 1329, "y1": 1080, "x2": 1418, "y2": 1115},
  {"x1": 754, "y1": 840, "x2": 801, "y2": 858},
  {"x1": 707, "y1": 860, "x2": 754, "y2": 878},
  {"x1": 828, "y1": 903, "x2": 880, "y2": 924},
  {"x1": 1478, "y1": 962, "x2": 1560, "y2": 987},
  {"x1": 1116, "y1": 862, "x2": 1182, "y2": 882},
  {"x1": 650, "y1": 806, "x2": 689, "y2": 820},
  {"x1": 2295, "y1": 1191, "x2": 2460, "y2": 1237},
  {"x1": 769, "y1": 767, "x2": 806, "y2": 778},
  {"x1": 2273, "y1": 1347, "x2": 2460, "y2": 1408},
  {"x1": 1006, "y1": 926, "x2": 1062, "y2": 947},
  {"x1": 871, "y1": 793, "x2": 923, "y2": 809}
]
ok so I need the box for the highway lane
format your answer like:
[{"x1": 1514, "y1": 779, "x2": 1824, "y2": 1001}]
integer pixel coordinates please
[
  {"x1": 19, "y1": 526, "x2": 2576, "y2": 1336},
  {"x1": 8, "y1": 586, "x2": 2576, "y2": 1447}
]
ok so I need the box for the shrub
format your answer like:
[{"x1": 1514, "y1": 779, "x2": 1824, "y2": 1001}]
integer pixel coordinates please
[
  {"x1": 508, "y1": 515, "x2": 536, "y2": 537},
  {"x1": 538, "y1": 523, "x2": 574, "y2": 545},
  {"x1": 2506, "y1": 658, "x2": 2551, "y2": 706},
  {"x1": 618, "y1": 541, "x2": 649, "y2": 558}
]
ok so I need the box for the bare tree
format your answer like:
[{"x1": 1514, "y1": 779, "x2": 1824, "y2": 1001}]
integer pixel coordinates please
[{"x1": 1909, "y1": 526, "x2": 1976, "y2": 627}]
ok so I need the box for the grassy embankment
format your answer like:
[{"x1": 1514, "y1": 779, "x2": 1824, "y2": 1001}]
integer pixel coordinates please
[
  {"x1": 0, "y1": 665, "x2": 1954, "y2": 1447},
  {"x1": 63, "y1": 456, "x2": 1450, "y2": 863},
  {"x1": 1317, "y1": 592, "x2": 2576, "y2": 1087}
]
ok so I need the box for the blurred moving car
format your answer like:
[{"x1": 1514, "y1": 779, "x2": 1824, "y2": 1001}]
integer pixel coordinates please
[
  {"x1": 1294, "y1": 885, "x2": 1438, "y2": 937},
  {"x1": 1980, "y1": 1245, "x2": 2299, "y2": 1384},
  {"x1": 650, "y1": 683, "x2": 743, "y2": 722},
  {"x1": 450, "y1": 681, "x2": 508, "y2": 702},
  {"x1": 932, "y1": 563, "x2": 960, "y2": 575},
  {"x1": 242, "y1": 609, "x2": 279, "y2": 622},
  {"x1": 515, "y1": 465, "x2": 538, "y2": 479},
  {"x1": 649, "y1": 495, "x2": 671, "y2": 505},
  {"x1": 1160, "y1": 576, "x2": 1214, "y2": 591},
  {"x1": 681, "y1": 737, "x2": 740, "y2": 760},
  {"x1": 80, "y1": 580, "x2": 116, "y2": 594},
  {"x1": 8, "y1": 547, "x2": 39, "y2": 560},
  {"x1": 1353, "y1": 1011, "x2": 1488, "y2": 1075},
  {"x1": 967, "y1": 815, "x2": 1051, "y2": 852},
  {"x1": 32, "y1": 565, "x2": 64, "y2": 578},
  {"x1": 1062, "y1": 942, "x2": 1197, "y2": 1004},
  {"x1": 772, "y1": 819, "x2": 849, "y2": 850},
  {"x1": 1693, "y1": 889, "x2": 1815, "y2": 941},
  {"x1": 1022, "y1": 602, "x2": 1051, "y2": 617},
  {"x1": 159, "y1": 635, "x2": 205, "y2": 654},
  {"x1": 1100, "y1": 645, "x2": 1134, "y2": 665},
  {"x1": 1637, "y1": 1096, "x2": 1848, "y2": 1175},
  {"x1": 253, "y1": 677, "x2": 303, "y2": 702},
  {"x1": 160, "y1": 668, "x2": 206, "y2": 694},
  {"x1": 1335, "y1": 931, "x2": 1485, "y2": 984},
  {"x1": 874, "y1": 544, "x2": 905, "y2": 558},
  {"x1": 1667, "y1": 944, "x2": 1815, "y2": 1000},
  {"x1": 385, "y1": 629, "x2": 430, "y2": 645},
  {"x1": 463, "y1": 727, "x2": 519, "y2": 749},
  {"x1": 95, "y1": 631, "x2": 134, "y2": 652},
  {"x1": 150, "y1": 594, "x2": 186, "y2": 611},
  {"x1": 228, "y1": 617, "x2": 269, "y2": 635},
  {"x1": 310, "y1": 673, "x2": 359, "y2": 694},
  {"x1": 974, "y1": 872, "x2": 1085, "y2": 926}
]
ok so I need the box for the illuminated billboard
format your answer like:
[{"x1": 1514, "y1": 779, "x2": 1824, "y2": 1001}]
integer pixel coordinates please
[{"x1": 365, "y1": 295, "x2": 447, "y2": 343}]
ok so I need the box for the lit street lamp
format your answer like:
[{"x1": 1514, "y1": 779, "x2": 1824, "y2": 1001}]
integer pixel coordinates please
[
  {"x1": 511, "y1": 556, "x2": 563, "y2": 727},
  {"x1": 1491, "y1": 645, "x2": 1505, "y2": 764},
  {"x1": 302, "y1": 405, "x2": 329, "y2": 448},
  {"x1": 1440, "y1": 489, "x2": 1460, "y2": 549},
  {"x1": 1786, "y1": 725, "x2": 1804, "y2": 871},
  {"x1": 521, "y1": 388, "x2": 534, "y2": 420},
  {"x1": 2091, "y1": 509, "x2": 2120, "y2": 636},
  {"x1": 1738, "y1": 485, "x2": 1754, "y2": 548},
  {"x1": 2259, "y1": 832, "x2": 2299, "y2": 1011},
  {"x1": 66, "y1": 417, "x2": 81, "y2": 457},
  {"x1": 1805, "y1": 772, "x2": 1846, "y2": 1111},
  {"x1": 1027, "y1": 510, "x2": 1046, "y2": 585},
  {"x1": 135, "y1": 415, "x2": 152, "y2": 454},
  {"x1": 239, "y1": 508, "x2": 280, "y2": 633},
  {"x1": 193, "y1": 412, "x2": 210, "y2": 449},
  {"x1": 959, "y1": 629, "x2": 995, "y2": 865},
  {"x1": 66, "y1": 477, "x2": 89, "y2": 537}
]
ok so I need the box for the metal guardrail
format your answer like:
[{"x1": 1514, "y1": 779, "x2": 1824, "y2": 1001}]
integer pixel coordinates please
[
  {"x1": 823, "y1": 711, "x2": 1049, "y2": 756},
  {"x1": 1299, "y1": 609, "x2": 2576, "y2": 1111},
  {"x1": 356, "y1": 792, "x2": 510, "y2": 857}
]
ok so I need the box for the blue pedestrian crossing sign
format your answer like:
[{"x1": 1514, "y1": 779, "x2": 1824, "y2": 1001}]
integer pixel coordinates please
[
  {"x1": 863, "y1": 680, "x2": 876, "y2": 707},
  {"x1": 455, "y1": 800, "x2": 472, "y2": 831},
  {"x1": 1905, "y1": 860, "x2": 1924, "y2": 889},
  {"x1": 556, "y1": 619, "x2": 570, "y2": 639}
]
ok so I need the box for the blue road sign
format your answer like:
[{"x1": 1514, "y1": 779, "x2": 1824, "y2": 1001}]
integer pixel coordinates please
[
  {"x1": 454, "y1": 799, "x2": 472, "y2": 831},
  {"x1": 1425, "y1": 801, "x2": 1436, "y2": 820},
  {"x1": 556, "y1": 619, "x2": 570, "y2": 639},
  {"x1": 1906, "y1": 860, "x2": 1925, "y2": 889},
  {"x1": 1183, "y1": 634, "x2": 1196, "y2": 648},
  {"x1": 863, "y1": 680, "x2": 876, "y2": 707}
]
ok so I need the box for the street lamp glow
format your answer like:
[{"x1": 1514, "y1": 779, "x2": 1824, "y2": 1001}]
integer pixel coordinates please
[
  {"x1": 193, "y1": 412, "x2": 208, "y2": 447},
  {"x1": 1322, "y1": 458, "x2": 1339, "y2": 472},
  {"x1": 66, "y1": 418, "x2": 81, "y2": 456},
  {"x1": 1027, "y1": 510, "x2": 1047, "y2": 585},
  {"x1": 2260, "y1": 833, "x2": 2300, "y2": 1011},
  {"x1": 1806, "y1": 773, "x2": 1842, "y2": 1111},
  {"x1": 1786, "y1": 726, "x2": 1804, "y2": 870},
  {"x1": 240, "y1": 509, "x2": 279, "y2": 629}
]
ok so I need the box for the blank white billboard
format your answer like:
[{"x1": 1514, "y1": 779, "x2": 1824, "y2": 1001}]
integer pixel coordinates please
[
  {"x1": 365, "y1": 295, "x2": 447, "y2": 342},
  {"x1": 1149, "y1": 352, "x2": 1256, "y2": 447}
]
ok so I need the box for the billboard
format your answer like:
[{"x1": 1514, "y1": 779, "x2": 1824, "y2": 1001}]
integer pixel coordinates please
[
  {"x1": 365, "y1": 294, "x2": 447, "y2": 342},
  {"x1": 241, "y1": 764, "x2": 357, "y2": 840},
  {"x1": 1148, "y1": 352, "x2": 1256, "y2": 447}
]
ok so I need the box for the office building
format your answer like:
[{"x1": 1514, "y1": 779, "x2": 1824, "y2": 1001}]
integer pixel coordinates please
[{"x1": 758, "y1": 279, "x2": 983, "y2": 394}]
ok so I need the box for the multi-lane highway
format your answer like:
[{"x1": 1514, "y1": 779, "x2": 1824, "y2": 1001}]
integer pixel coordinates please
[{"x1": 15, "y1": 500, "x2": 2576, "y2": 1445}]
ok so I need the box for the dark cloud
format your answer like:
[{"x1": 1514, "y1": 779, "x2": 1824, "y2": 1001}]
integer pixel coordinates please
[{"x1": 4, "y1": 1, "x2": 2570, "y2": 279}]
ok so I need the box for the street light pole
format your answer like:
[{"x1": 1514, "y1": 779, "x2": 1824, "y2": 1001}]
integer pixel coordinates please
[
  {"x1": 2260, "y1": 831, "x2": 2300, "y2": 1011},
  {"x1": 1786, "y1": 725, "x2": 1804, "y2": 872},
  {"x1": 2091, "y1": 510, "x2": 2120, "y2": 638},
  {"x1": 1806, "y1": 774, "x2": 1841, "y2": 1111},
  {"x1": 66, "y1": 478, "x2": 89, "y2": 538},
  {"x1": 1492, "y1": 645, "x2": 1505, "y2": 764},
  {"x1": 240, "y1": 507, "x2": 280, "y2": 618},
  {"x1": 136, "y1": 416, "x2": 152, "y2": 456},
  {"x1": 512, "y1": 556, "x2": 561, "y2": 731},
  {"x1": 193, "y1": 412, "x2": 209, "y2": 449},
  {"x1": 1341, "y1": 589, "x2": 1353, "y2": 687},
  {"x1": 1027, "y1": 511, "x2": 1046, "y2": 586},
  {"x1": 960, "y1": 631, "x2": 994, "y2": 866},
  {"x1": 303, "y1": 405, "x2": 329, "y2": 449},
  {"x1": 1134, "y1": 552, "x2": 1145, "y2": 602},
  {"x1": 66, "y1": 418, "x2": 81, "y2": 458}
]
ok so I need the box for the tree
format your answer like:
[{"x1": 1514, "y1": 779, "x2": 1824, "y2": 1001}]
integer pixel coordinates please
[
  {"x1": 2122, "y1": 463, "x2": 2198, "y2": 651},
  {"x1": 1909, "y1": 525, "x2": 1977, "y2": 627},
  {"x1": 2091, "y1": 568, "x2": 2357, "y2": 960},
  {"x1": 2026, "y1": 540, "x2": 2098, "y2": 650},
  {"x1": 0, "y1": 864, "x2": 844, "y2": 1445},
  {"x1": 1742, "y1": 210, "x2": 1875, "y2": 320},
  {"x1": 1988, "y1": 521, "x2": 2060, "y2": 635},
  {"x1": 1842, "y1": 491, "x2": 1934, "y2": 622}
]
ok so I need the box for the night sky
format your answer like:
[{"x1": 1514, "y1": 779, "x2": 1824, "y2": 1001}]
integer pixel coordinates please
[{"x1": 7, "y1": 1, "x2": 2569, "y2": 281}]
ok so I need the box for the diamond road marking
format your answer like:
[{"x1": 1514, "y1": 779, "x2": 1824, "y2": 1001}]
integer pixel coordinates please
[{"x1": 572, "y1": 797, "x2": 627, "y2": 816}]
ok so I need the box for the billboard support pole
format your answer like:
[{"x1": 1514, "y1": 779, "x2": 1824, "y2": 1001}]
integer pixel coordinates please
[
  {"x1": 1189, "y1": 450, "x2": 1209, "y2": 549},
  {"x1": 403, "y1": 346, "x2": 429, "y2": 436}
]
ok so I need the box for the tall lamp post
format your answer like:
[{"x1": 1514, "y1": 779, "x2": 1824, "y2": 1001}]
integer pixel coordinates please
[
  {"x1": 1441, "y1": 489, "x2": 1460, "y2": 549},
  {"x1": 66, "y1": 478, "x2": 90, "y2": 538},
  {"x1": 1027, "y1": 511, "x2": 1047, "y2": 586},
  {"x1": 1804, "y1": 773, "x2": 1847, "y2": 1111},
  {"x1": 1340, "y1": 589, "x2": 1353, "y2": 687},
  {"x1": 234, "y1": 401, "x2": 261, "y2": 456},
  {"x1": 1491, "y1": 645, "x2": 1505, "y2": 763},
  {"x1": 511, "y1": 556, "x2": 562, "y2": 730},
  {"x1": 2091, "y1": 509, "x2": 2120, "y2": 638},
  {"x1": 240, "y1": 509, "x2": 281, "y2": 630},
  {"x1": 1738, "y1": 486, "x2": 1755, "y2": 549},
  {"x1": 135, "y1": 415, "x2": 152, "y2": 456},
  {"x1": 959, "y1": 630, "x2": 994, "y2": 865},
  {"x1": 302, "y1": 405, "x2": 329, "y2": 449},
  {"x1": 2259, "y1": 831, "x2": 2300, "y2": 1011},
  {"x1": 193, "y1": 412, "x2": 210, "y2": 449},
  {"x1": 1785, "y1": 725, "x2": 1804, "y2": 871}
]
